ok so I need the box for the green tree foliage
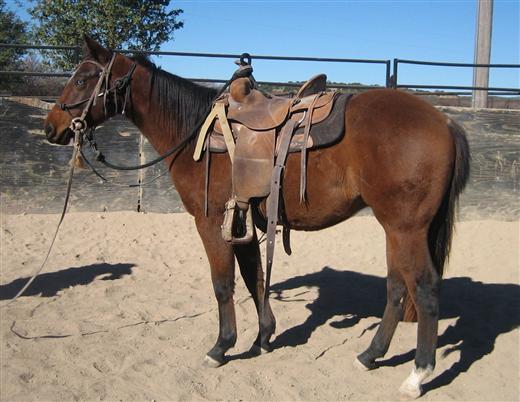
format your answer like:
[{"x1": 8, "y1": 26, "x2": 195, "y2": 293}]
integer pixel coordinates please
[
  {"x1": 0, "y1": 0, "x2": 28, "y2": 71},
  {"x1": 29, "y1": 0, "x2": 183, "y2": 70},
  {"x1": 258, "y1": 81, "x2": 382, "y2": 96}
]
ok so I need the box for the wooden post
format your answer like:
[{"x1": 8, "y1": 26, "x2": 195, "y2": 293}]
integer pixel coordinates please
[{"x1": 472, "y1": 0, "x2": 493, "y2": 109}]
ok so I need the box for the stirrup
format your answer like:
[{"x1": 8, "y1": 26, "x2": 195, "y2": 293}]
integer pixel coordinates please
[{"x1": 221, "y1": 198, "x2": 254, "y2": 244}]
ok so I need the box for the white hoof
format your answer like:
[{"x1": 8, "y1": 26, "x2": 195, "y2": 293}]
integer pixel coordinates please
[
  {"x1": 353, "y1": 357, "x2": 370, "y2": 371},
  {"x1": 399, "y1": 366, "x2": 433, "y2": 399},
  {"x1": 203, "y1": 354, "x2": 223, "y2": 368}
]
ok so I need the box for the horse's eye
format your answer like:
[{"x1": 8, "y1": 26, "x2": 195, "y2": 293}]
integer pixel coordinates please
[{"x1": 75, "y1": 79, "x2": 85, "y2": 86}]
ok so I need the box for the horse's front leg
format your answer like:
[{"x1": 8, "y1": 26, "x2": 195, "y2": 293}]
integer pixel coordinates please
[
  {"x1": 234, "y1": 231, "x2": 276, "y2": 353},
  {"x1": 195, "y1": 215, "x2": 237, "y2": 367}
]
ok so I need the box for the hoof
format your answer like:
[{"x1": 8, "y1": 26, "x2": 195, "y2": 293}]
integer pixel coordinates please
[
  {"x1": 250, "y1": 344, "x2": 271, "y2": 356},
  {"x1": 398, "y1": 383, "x2": 422, "y2": 400},
  {"x1": 399, "y1": 366, "x2": 432, "y2": 399},
  {"x1": 354, "y1": 353, "x2": 377, "y2": 371},
  {"x1": 353, "y1": 357, "x2": 371, "y2": 371},
  {"x1": 203, "y1": 354, "x2": 224, "y2": 368}
]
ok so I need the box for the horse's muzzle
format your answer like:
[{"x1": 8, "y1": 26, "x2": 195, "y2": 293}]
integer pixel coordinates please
[
  {"x1": 44, "y1": 123, "x2": 55, "y2": 139},
  {"x1": 45, "y1": 123, "x2": 73, "y2": 145}
]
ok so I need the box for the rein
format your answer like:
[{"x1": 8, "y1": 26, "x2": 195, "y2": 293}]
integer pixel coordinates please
[
  {"x1": 84, "y1": 71, "x2": 243, "y2": 172},
  {"x1": 1, "y1": 129, "x2": 83, "y2": 308}
]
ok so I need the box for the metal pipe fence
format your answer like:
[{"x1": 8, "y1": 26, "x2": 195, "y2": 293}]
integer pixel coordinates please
[
  {"x1": 1, "y1": 43, "x2": 519, "y2": 96},
  {"x1": 0, "y1": 43, "x2": 391, "y2": 90},
  {"x1": 393, "y1": 58, "x2": 520, "y2": 95}
]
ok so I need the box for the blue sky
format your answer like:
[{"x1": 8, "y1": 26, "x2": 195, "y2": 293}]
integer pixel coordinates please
[{"x1": 7, "y1": 0, "x2": 520, "y2": 89}]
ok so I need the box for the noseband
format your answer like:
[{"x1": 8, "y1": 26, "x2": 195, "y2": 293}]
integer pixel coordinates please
[{"x1": 59, "y1": 53, "x2": 137, "y2": 135}]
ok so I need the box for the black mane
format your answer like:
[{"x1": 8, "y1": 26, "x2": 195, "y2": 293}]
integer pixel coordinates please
[{"x1": 129, "y1": 54, "x2": 218, "y2": 141}]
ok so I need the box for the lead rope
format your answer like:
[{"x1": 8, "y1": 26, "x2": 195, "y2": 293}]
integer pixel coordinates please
[
  {"x1": 1, "y1": 126, "x2": 83, "y2": 308},
  {"x1": 1, "y1": 56, "x2": 107, "y2": 308}
]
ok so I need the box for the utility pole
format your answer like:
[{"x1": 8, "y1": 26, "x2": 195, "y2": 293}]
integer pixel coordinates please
[{"x1": 472, "y1": 0, "x2": 493, "y2": 109}]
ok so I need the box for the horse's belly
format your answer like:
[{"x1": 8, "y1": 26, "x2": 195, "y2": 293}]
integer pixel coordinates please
[{"x1": 279, "y1": 146, "x2": 365, "y2": 231}]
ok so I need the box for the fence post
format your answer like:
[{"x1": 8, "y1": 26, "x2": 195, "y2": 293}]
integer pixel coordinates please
[
  {"x1": 392, "y1": 59, "x2": 399, "y2": 89},
  {"x1": 385, "y1": 60, "x2": 391, "y2": 88},
  {"x1": 472, "y1": 0, "x2": 493, "y2": 109}
]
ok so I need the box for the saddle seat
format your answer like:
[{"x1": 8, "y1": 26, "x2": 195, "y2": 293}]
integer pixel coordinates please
[
  {"x1": 213, "y1": 75, "x2": 333, "y2": 133},
  {"x1": 225, "y1": 77, "x2": 292, "y2": 130}
]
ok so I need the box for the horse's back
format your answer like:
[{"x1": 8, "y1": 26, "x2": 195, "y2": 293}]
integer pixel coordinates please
[{"x1": 347, "y1": 88, "x2": 451, "y2": 142}]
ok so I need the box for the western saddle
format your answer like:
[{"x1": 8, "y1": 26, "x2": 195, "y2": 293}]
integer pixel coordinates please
[{"x1": 193, "y1": 58, "x2": 349, "y2": 297}]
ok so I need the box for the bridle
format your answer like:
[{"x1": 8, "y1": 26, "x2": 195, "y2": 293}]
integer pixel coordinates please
[
  {"x1": 58, "y1": 52, "x2": 137, "y2": 171},
  {"x1": 60, "y1": 52, "x2": 143, "y2": 175},
  {"x1": 60, "y1": 53, "x2": 137, "y2": 126}
]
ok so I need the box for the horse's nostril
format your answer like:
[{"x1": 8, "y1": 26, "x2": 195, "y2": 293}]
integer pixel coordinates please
[{"x1": 45, "y1": 123, "x2": 55, "y2": 138}]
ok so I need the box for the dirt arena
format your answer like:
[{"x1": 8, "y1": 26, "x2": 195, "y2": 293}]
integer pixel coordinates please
[{"x1": 1, "y1": 211, "x2": 518, "y2": 401}]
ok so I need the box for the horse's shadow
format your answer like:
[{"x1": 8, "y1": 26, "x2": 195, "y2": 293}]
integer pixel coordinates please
[
  {"x1": 0, "y1": 262, "x2": 135, "y2": 299},
  {"x1": 271, "y1": 266, "x2": 520, "y2": 392}
]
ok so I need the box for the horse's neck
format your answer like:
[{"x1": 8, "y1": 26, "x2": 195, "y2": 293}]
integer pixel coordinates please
[
  {"x1": 127, "y1": 93, "x2": 182, "y2": 157},
  {"x1": 124, "y1": 71, "x2": 204, "y2": 157},
  {"x1": 130, "y1": 112, "x2": 182, "y2": 156}
]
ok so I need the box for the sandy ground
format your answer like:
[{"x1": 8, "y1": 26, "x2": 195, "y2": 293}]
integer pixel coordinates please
[{"x1": 0, "y1": 212, "x2": 518, "y2": 401}]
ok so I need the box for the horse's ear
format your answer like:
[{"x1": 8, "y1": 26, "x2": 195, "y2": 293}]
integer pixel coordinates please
[{"x1": 82, "y1": 35, "x2": 111, "y2": 64}]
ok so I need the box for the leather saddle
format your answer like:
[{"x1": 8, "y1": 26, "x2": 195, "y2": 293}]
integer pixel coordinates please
[{"x1": 193, "y1": 71, "x2": 349, "y2": 245}]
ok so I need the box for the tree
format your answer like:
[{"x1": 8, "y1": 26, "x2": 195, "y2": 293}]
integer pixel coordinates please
[
  {"x1": 0, "y1": 0, "x2": 28, "y2": 72},
  {"x1": 28, "y1": 0, "x2": 183, "y2": 70}
]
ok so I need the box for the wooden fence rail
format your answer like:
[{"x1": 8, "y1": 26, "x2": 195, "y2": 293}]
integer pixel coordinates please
[{"x1": 1, "y1": 97, "x2": 518, "y2": 220}]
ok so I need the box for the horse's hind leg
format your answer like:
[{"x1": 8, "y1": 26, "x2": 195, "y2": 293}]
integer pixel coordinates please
[
  {"x1": 355, "y1": 267, "x2": 407, "y2": 370},
  {"x1": 195, "y1": 216, "x2": 237, "y2": 367},
  {"x1": 234, "y1": 233, "x2": 276, "y2": 353},
  {"x1": 385, "y1": 229, "x2": 440, "y2": 399}
]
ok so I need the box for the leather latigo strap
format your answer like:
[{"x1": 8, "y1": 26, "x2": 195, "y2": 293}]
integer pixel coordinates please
[
  {"x1": 265, "y1": 119, "x2": 296, "y2": 303},
  {"x1": 299, "y1": 93, "x2": 321, "y2": 202}
]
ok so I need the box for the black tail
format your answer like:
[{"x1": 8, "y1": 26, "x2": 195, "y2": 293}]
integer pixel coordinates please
[
  {"x1": 428, "y1": 119, "x2": 471, "y2": 276},
  {"x1": 403, "y1": 119, "x2": 470, "y2": 322}
]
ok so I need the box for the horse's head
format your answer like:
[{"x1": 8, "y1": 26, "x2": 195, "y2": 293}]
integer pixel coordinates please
[{"x1": 44, "y1": 36, "x2": 137, "y2": 145}]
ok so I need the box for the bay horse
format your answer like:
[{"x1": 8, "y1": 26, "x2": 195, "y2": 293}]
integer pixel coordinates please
[{"x1": 44, "y1": 37, "x2": 470, "y2": 398}]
